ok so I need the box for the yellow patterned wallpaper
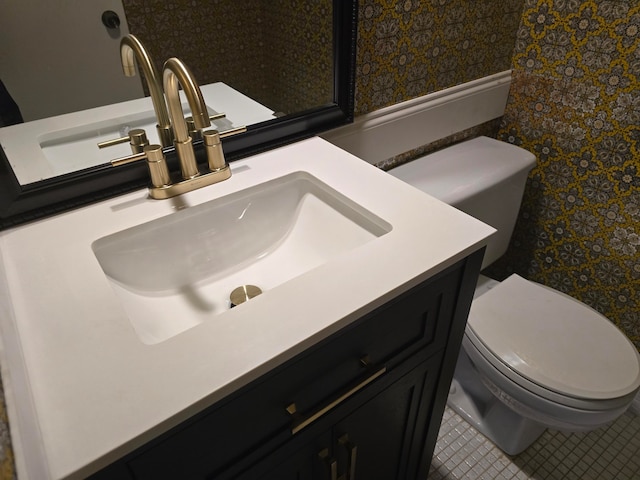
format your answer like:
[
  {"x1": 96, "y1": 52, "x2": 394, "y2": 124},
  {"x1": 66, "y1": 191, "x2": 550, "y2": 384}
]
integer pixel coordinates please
[
  {"x1": 355, "y1": 0, "x2": 640, "y2": 351},
  {"x1": 122, "y1": 0, "x2": 332, "y2": 115},
  {"x1": 262, "y1": 1, "x2": 333, "y2": 114},
  {"x1": 490, "y1": 0, "x2": 640, "y2": 350},
  {"x1": 355, "y1": 0, "x2": 524, "y2": 115}
]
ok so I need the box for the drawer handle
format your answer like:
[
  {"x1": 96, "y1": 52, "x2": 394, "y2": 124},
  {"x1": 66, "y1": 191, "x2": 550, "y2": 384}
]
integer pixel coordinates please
[{"x1": 287, "y1": 365, "x2": 386, "y2": 435}]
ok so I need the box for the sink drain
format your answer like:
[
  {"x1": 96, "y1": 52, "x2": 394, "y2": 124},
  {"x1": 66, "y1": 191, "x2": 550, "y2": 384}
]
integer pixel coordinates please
[{"x1": 230, "y1": 285, "x2": 262, "y2": 308}]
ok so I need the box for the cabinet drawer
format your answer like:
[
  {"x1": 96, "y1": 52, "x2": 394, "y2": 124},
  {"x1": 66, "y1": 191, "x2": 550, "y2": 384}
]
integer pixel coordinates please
[
  {"x1": 286, "y1": 265, "x2": 462, "y2": 421},
  {"x1": 119, "y1": 263, "x2": 465, "y2": 479}
]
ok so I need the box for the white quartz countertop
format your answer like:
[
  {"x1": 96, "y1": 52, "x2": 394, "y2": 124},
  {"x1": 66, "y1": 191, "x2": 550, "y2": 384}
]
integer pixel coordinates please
[{"x1": 0, "y1": 137, "x2": 494, "y2": 479}]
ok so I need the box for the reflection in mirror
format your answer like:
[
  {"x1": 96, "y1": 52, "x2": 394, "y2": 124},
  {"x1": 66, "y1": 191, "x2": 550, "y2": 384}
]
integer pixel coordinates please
[
  {"x1": 0, "y1": 1, "x2": 333, "y2": 183},
  {"x1": 0, "y1": 0, "x2": 356, "y2": 228},
  {"x1": 1, "y1": 1, "x2": 333, "y2": 122}
]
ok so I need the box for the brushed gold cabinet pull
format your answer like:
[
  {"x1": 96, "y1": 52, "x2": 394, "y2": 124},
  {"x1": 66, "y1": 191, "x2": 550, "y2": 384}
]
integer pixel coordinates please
[
  {"x1": 339, "y1": 434, "x2": 357, "y2": 480},
  {"x1": 318, "y1": 448, "x2": 338, "y2": 480},
  {"x1": 288, "y1": 366, "x2": 386, "y2": 435}
]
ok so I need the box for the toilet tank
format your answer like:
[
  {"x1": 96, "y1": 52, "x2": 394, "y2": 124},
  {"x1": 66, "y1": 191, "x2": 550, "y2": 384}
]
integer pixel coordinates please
[{"x1": 389, "y1": 136, "x2": 536, "y2": 269}]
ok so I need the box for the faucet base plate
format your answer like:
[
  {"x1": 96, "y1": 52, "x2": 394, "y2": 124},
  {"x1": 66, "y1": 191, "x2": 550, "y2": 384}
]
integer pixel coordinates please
[{"x1": 149, "y1": 165, "x2": 232, "y2": 199}]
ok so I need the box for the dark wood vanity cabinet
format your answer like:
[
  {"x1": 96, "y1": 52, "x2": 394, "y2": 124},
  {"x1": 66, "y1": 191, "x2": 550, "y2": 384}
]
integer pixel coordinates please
[
  {"x1": 241, "y1": 356, "x2": 438, "y2": 480},
  {"x1": 91, "y1": 249, "x2": 483, "y2": 480}
]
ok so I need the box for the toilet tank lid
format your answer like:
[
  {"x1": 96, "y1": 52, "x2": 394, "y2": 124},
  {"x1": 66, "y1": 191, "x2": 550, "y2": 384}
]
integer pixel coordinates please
[
  {"x1": 388, "y1": 136, "x2": 536, "y2": 206},
  {"x1": 468, "y1": 274, "x2": 640, "y2": 400}
]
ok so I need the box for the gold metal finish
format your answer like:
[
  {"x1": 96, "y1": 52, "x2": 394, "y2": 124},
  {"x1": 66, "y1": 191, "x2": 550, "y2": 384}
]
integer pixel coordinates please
[
  {"x1": 111, "y1": 144, "x2": 170, "y2": 188},
  {"x1": 163, "y1": 57, "x2": 210, "y2": 179},
  {"x1": 174, "y1": 137, "x2": 199, "y2": 179},
  {"x1": 98, "y1": 114, "x2": 232, "y2": 150},
  {"x1": 111, "y1": 145, "x2": 232, "y2": 198},
  {"x1": 108, "y1": 58, "x2": 246, "y2": 200},
  {"x1": 128, "y1": 129, "x2": 149, "y2": 153},
  {"x1": 203, "y1": 130, "x2": 225, "y2": 170},
  {"x1": 144, "y1": 144, "x2": 171, "y2": 188},
  {"x1": 186, "y1": 117, "x2": 202, "y2": 142},
  {"x1": 97, "y1": 136, "x2": 130, "y2": 149},
  {"x1": 120, "y1": 35, "x2": 173, "y2": 147},
  {"x1": 338, "y1": 434, "x2": 358, "y2": 480},
  {"x1": 187, "y1": 114, "x2": 235, "y2": 141},
  {"x1": 229, "y1": 285, "x2": 262, "y2": 307},
  {"x1": 318, "y1": 449, "x2": 338, "y2": 480},
  {"x1": 111, "y1": 151, "x2": 147, "y2": 167},
  {"x1": 219, "y1": 125, "x2": 248, "y2": 139},
  {"x1": 147, "y1": 166, "x2": 232, "y2": 199},
  {"x1": 289, "y1": 366, "x2": 387, "y2": 435},
  {"x1": 98, "y1": 128, "x2": 149, "y2": 153},
  {"x1": 204, "y1": 126, "x2": 247, "y2": 171}
]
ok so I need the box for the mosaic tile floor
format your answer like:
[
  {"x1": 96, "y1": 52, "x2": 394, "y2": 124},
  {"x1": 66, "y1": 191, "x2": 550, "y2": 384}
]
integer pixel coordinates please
[{"x1": 428, "y1": 406, "x2": 640, "y2": 480}]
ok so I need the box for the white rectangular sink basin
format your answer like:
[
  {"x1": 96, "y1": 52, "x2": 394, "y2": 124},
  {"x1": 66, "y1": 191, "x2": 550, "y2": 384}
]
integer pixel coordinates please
[{"x1": 92, "y1": 172, "x2": 391, "y2": 344}]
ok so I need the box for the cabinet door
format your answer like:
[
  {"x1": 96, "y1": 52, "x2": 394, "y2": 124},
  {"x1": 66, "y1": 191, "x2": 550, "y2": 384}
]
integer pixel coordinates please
[
  {"x1": 243, "y1": 358, "x2": 435, "y2": 480},
  {"x1": 234, "y1": 431, "x2": 331, "y2": 480},
  {"x1": 331, "y1": 359, "x2": 433, "y2": 480}
]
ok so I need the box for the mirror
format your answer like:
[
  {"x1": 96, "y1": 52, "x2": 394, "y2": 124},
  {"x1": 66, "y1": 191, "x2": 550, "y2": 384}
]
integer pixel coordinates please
[{"x1": 0, "y1": 0, "x2": 356, "y2": 228}]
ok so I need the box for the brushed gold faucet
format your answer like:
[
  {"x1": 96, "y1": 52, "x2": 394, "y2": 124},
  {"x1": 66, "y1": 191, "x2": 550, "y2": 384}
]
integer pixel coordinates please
[
  {"x1": 120, "y1": 35, "x2": 173, "y2": 147},
  {"x1": 162, "y1": 57, "x2": 211, "y2": 179},
  {"x1": 110, "y1": 57, "x2": 246, "y2": 199}
]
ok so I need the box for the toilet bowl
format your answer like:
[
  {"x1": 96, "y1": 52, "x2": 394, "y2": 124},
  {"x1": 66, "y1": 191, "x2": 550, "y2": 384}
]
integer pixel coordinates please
[
  {"x1": 456, "y1": 273, "x2": 640, "y2": 454},
  {"x1": 389, "y1": 136, "x2": 640, "y2": 455}
]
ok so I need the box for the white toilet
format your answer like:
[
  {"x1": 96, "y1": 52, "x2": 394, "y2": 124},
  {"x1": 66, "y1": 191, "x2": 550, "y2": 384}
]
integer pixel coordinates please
[{"x1": 389, "y1": 136, "x2": 640, "y2": 455}]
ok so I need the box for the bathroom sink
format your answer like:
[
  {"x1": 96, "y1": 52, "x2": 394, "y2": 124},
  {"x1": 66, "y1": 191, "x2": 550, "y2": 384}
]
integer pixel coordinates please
[
  {"x1": 0, "y1": 137, "x2": 495, "y2": 479},
  {"x1": 92, "y1": 171, "x2": 391, "y2": 344},
  {"x1": 2, "y1": 82, "x2": 275, "y2": 185},
  {"x1": 40, "y1": 103, "x2": 226, "y2": 175}
]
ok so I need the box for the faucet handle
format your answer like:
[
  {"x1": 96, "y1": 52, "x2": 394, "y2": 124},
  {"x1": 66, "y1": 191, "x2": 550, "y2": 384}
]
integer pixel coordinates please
[
  {"x1": 110, "y1": 144, "x2": 170, "y2": 188},
  {"x1": 186, "y1": 113, "x2": 228, "y2": 141},
  {"x1": 218, "y1": 125, "x2": 248, "y2": 138},
  {"x1": 98, "y1": 128, "x2": 150, "y2": 154},
  {"x1": 203, "y1": 130, "x2": 225, "y2": 171},
  {"x1": 202, "y1": 126, "x2": 247, "y2": 171}
]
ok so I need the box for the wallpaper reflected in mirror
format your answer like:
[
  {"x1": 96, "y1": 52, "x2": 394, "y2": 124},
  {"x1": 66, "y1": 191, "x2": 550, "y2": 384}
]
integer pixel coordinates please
[{"x1": 123, "y1": 0, "x2": 334, "y2": 117}]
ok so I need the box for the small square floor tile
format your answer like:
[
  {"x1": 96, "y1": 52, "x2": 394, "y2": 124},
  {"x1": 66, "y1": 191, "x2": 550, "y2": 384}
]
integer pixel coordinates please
[{"x1": 426, "y1": 407, "x2": 640, "y2": 480}]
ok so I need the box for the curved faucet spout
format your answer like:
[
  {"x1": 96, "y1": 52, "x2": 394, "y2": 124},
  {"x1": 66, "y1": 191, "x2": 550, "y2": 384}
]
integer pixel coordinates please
[
  {"x1": 120, "y1": 35, "x2": 172, "y2": 147},
  {"x1": 163, "y1": 57, "x2": 211, "y2": 179},
  {"x1": 163, "y1": 58, "x2": 211, "y2": 142}
]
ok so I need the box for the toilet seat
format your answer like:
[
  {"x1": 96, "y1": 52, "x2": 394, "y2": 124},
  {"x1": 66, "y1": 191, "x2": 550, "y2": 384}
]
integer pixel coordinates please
[{"x1": 466, "y1": 274, "x2": 640, "y2": 408}]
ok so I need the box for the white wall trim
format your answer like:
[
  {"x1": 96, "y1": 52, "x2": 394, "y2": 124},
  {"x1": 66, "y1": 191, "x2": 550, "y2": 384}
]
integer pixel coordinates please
[{"x1": 322, "y1": 70, "x2": 513, "y2": 165}]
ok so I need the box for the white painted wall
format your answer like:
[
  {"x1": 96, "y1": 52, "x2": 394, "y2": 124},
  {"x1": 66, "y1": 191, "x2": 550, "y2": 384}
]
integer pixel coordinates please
[{"x1": 0, "y1": 0, "x2": 144, "y2": 121}]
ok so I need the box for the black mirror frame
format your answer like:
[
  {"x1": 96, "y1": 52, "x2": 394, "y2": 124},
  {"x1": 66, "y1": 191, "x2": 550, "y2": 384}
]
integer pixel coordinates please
[{"x1": 0, "y1": 0, "x2": 357, "y2": 229}]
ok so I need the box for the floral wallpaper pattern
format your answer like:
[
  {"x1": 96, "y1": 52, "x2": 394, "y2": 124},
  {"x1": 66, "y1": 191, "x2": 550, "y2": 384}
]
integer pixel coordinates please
[
  {"x1": 355, "y1": 0, "x2": 640, "y2": 351},
  {"x1": 262, "y1": 0, "x2": 333, "y2": 115},
  {"x1": 355, "y1": 0, "x2": 524, "y2": 115},
  {"x1": 122, "y1": 0, "x2": 332, "y2": 115},
  {"x1": 489, "y1": 0, "x2": 640, "y2": 350}
]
